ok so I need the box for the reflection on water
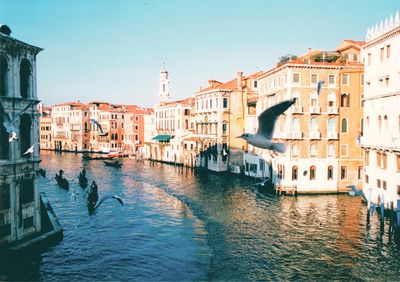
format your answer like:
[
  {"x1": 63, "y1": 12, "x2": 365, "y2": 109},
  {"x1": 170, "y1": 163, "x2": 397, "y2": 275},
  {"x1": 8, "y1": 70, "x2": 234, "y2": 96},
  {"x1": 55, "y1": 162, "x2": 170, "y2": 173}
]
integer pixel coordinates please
[{"x1": 1, "y1": 151, "x2": 400, "y2": 281}]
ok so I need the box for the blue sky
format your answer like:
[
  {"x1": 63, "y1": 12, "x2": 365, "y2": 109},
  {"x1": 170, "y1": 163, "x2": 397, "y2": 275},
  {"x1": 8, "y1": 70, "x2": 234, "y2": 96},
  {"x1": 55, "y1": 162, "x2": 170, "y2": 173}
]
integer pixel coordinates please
[{"x1": 1, "y1": 0, "x2": 398, "y2": 107}]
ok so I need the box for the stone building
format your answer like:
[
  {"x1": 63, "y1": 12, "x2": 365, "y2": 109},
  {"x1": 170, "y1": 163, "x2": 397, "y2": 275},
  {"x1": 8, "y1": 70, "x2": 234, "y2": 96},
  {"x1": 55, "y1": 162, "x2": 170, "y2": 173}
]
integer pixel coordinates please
[
  {"x1": 0, "y1": 25, "x2": 61, "y2": 247},
  {"x1": 245, "y1": 40, "x2": 364, "y2": 193},
  {"x1": 38, "y1": 104, "x2": 52, "y2": 150},
  {"x1": 361, "y1": 12, "x2": 400, "y2": 208}
]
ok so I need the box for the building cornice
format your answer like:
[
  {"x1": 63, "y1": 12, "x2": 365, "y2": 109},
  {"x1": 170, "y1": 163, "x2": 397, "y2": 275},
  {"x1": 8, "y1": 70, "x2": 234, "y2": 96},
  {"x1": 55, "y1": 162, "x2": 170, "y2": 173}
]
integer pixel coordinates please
[
  {"x1": 363, "y1": 90, "x2": 400, "y2": 101},
  {"x1": 364, "y1": 26, "x2": 400, "y2": 49},
  {"x1": 0, "y1": 33, "x2": 43, "y2": 55}
]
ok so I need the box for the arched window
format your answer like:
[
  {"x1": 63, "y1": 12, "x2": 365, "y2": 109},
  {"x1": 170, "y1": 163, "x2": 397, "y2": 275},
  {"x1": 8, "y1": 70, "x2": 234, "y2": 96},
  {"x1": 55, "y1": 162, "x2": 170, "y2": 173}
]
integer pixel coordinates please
[
  {"x1": 0, "y1": 113, "x2": 9, "y2": 159},
  {"x1": 310, "y1": 91, "x2": 318, "y2": 107},
  {"x1": 292, "y1": 166, "x2": 298, "y2": 180},
  {"x1": 310, "y1": 144, "x2": 317, "y2": 157},
  {"x1": 310, "y1": 117, "x2": 318, "y2": 132},
  {"x1": 328, "y1": 144, "x2": 335, "y2": 157},
  {"x1": 292, "y1": 117, "x2": 300, "y2": 132},
  {"x1": 384, "y1": 115, "x2": 388, "y2": 130},
  {"x1": 328, "y1": 92, "x2": 336, "y2": 107},
  {"x1": 0, "y1": 53, "x2": 8, "y2": 97},
  {"x1": 328, "y1": 118, "x2": 336, "y2": 133},
  {"x1": 292, "y1": 144, "x2": 299, "y2": 158},
  {"x1": 20, "y1": 114, "x2": 32, "y2": 156},
  {"x1": 185, "y1": 119, "x2": 189, "y2": 130},
  {"x1": 20, "y1": 59, "x2": 32, "y2": 99},
  {"x1": 360, "y1": 118, "x2": 364, "y2": 136},
  {"x1": 327, "y1": 165, "x2": 333, "y2": 180},
  {"x1": 341, "y1": 118, "x2": 348, "y2": 133},
  {"x1": 366, "y1": 116, "x2": 369, "y2": 128},
  {"x1": 378, "y1": 116, "x2": 382, "y2": 133},
  {"x1": 341, "y1": 93, "x2": 350, "y2": 107},
  {"x1": 310, "y1": 165, "x2": 316, "y2": 180}
]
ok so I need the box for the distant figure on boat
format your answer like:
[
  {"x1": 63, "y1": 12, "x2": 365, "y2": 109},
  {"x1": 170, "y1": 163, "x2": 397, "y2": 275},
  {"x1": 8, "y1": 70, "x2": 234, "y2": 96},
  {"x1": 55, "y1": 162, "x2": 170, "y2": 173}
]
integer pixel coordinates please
[
  {"x1": 55, "y1": 169, "x2": 69, "y2": 190},
  {"x1": 87, "y1": 181, "x2": 99, "y2": 212},
  {"x1": 78, "y1": 168, "x2": 88, "y2": 188}
]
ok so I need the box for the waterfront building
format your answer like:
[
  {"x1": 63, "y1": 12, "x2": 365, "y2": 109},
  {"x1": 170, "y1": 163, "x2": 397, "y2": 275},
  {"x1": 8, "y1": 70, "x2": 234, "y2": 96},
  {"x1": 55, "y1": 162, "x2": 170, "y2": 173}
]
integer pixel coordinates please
[
  {"x1": 193, "y1": 71, "x2": 262, "y2": 172},
  {"x1": 361, "y1": 12, "x2": 400, "y2": 207},
  {"x1": 0, "y1": 25, "x2": 61, "y2": 247},
  {"x1": 38, "y1": 105, "x2": 52, "y2": 150},
  {"x1": 141, "y1": 108, "x2": 155, "y2": 159},
  {"x1": 122, "y1": 105, "x2": 145, "y2": 155},
  {"x1": 246, "y1": 40, "x2": 364, "y2": 193}
]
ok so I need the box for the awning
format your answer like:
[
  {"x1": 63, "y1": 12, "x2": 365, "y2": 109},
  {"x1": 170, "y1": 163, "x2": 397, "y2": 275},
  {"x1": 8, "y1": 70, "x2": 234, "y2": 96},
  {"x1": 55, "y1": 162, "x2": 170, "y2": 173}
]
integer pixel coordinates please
[{"x1": 152, "y1": 134, "x2": 174, "y2": 142}]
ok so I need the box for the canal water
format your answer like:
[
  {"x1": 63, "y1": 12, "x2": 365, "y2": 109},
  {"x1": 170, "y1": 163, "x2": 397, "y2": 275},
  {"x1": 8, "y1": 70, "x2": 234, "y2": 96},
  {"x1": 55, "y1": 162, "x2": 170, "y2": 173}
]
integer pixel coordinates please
[{"x1": 1, "y1": 151, "x2": 400, "y2": 281}]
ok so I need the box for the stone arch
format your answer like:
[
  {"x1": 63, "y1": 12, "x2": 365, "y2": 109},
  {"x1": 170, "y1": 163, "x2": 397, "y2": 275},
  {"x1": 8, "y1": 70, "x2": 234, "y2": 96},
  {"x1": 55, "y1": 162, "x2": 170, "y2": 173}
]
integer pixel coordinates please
[
  {"x1": 20, "y1": 58, "x2": 32, "y2": 99},
  {"x1": 0, "y1": 53, "x2": 9, "y2": 97},
  {"x1": 20, "y1": 113, "x2": 32, "y2": 156}
]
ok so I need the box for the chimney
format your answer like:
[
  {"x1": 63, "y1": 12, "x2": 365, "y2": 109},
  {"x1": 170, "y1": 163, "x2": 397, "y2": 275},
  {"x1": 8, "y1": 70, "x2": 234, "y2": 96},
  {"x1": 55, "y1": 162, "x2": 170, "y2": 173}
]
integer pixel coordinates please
[
  {"x1": 237, "y1": 72, "x2": 243, "y2": 89},
  {"x1": 307, "y1": 48, "x2": 312, "y2": 54}
]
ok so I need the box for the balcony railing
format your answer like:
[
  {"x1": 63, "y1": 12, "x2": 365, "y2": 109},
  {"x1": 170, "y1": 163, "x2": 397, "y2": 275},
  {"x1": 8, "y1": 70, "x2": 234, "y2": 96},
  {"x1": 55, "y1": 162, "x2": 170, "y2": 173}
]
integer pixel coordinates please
[
  {"x1": 309, "y1": 106, "x2": 321, "y2": 114},
  {"x1": 327, "y1": 107, "x2": 338, "y2": 114},
  {"x1": 327, "y1": 132, "x2": 339, "y2": 139},
  {"x1": 309, "y1": 131, "x2": 321, "y2": 139},
  {"x1": 291, "y1": 131, "x2": 303, "y2": 139},
  {"x1": 292, "y1": 106, "x2": 303, "y2": 114}
]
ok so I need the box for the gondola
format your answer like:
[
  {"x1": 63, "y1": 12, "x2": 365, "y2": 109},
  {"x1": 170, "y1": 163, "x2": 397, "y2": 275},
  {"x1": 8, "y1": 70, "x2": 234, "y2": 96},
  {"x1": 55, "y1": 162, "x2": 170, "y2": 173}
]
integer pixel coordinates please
[
  {"x1": 87, "y1": 191, "x2": 99, "y2": 213},
  {"x1": 82, "y1": 155, "x2": 115, "y2": 161},
  {"x1": 78, "y1": 173, "x2": 88, "y2": 188},
  {"x1": 55, "y1": 173, "x2": 69, "y2": 190},
  {"x1": 103, "y1": 160, "x2": 122, "y2": 168}
]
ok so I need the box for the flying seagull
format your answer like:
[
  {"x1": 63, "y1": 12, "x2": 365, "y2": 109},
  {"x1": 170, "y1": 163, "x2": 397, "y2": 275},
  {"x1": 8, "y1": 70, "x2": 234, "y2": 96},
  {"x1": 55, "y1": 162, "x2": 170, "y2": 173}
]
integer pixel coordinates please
[
  {"x1": 0, "y1": 99, "x2": 39, "y2": 141},
  {"x1": 237, "y1": 98, "x2": 295, "y2": 153},
  {"x1": 90, "y1": 118, "x2": 108, "y2": 136},
  {"x1": 317, "y1": 80, "x2": 325, "y2": 96},
  {"x1": 23, "y1": 144, "x2": 34, "y2": 155},
  {"x1": 94, "y1": 195, "x2": 124, "y2": 209}
]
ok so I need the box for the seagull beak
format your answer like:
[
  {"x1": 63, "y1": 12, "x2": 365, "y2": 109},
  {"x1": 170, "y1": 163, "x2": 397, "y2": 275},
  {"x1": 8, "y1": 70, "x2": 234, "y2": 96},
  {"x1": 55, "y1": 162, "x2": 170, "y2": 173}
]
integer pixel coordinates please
[{"x1": 236, "y1": 135, "x2": 242, "y2": 139}]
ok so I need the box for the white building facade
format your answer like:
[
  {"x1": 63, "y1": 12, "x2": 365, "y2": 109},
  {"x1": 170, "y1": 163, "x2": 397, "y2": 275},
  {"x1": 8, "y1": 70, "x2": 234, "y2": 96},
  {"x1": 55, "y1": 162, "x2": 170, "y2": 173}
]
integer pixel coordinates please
[{"x1": 361, "y1": 12, "x2": 400, "y2": 208}]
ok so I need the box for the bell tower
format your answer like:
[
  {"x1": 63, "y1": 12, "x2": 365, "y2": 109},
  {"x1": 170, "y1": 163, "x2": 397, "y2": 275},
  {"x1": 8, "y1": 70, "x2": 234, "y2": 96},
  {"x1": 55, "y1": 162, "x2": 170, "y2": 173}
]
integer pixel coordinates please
[{"x1": 159, "y1": 63, "x2": 170, "y2": 103}]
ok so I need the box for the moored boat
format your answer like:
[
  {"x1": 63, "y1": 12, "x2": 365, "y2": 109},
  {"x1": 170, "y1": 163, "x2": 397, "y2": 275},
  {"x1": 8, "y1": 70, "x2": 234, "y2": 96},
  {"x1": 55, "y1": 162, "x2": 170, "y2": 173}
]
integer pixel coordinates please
[{"x1": 104, "y1": 160, "x2": 122, "y2": 168}]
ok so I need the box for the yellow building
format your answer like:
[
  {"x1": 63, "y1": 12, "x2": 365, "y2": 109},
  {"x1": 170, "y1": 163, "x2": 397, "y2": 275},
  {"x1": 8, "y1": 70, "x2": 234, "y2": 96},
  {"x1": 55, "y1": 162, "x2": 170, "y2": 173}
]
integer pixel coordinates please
[{"x1": 246, "y1": 40, "x2": 364, "y2": 193}]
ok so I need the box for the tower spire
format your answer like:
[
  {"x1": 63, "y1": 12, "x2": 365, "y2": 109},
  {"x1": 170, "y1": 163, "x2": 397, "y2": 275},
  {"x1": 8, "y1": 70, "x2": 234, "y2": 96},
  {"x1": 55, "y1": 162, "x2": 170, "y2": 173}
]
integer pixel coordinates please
[{"x1": 159, "y1": 63, "x2": 170, "y2": 103}]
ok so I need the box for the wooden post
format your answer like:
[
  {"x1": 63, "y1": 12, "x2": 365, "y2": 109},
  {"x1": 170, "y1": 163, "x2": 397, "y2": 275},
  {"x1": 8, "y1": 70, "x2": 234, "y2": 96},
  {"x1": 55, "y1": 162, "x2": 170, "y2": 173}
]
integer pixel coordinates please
[{"x1": 397, "y1": 199, "x2": 400, "y2": 227}]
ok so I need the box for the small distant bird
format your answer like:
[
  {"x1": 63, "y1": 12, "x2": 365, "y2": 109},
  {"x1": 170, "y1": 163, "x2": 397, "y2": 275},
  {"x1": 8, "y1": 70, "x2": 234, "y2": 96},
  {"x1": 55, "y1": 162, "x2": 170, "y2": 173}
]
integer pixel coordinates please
[
  {"x1": 23, "y1": 144, "x2": 34, "y2": 155},
  {"x1": 8, "y1": 132, "x2": 18, "y2": 142},
  {"x1": 0, "y1": 99, "x2": 39, "y2": 140},
  {"x1": 317, "y1": 80, "x2": 325, "y2": 96},
  {"x1": 94, "y1": 195, "x2": 124, "y2": 209},
  {"x1": 237, "y1": 98, "x2": 295, "y2": 153},
  {"x1": 90, "y1": 118, "x2": 108, "y2": 136}
]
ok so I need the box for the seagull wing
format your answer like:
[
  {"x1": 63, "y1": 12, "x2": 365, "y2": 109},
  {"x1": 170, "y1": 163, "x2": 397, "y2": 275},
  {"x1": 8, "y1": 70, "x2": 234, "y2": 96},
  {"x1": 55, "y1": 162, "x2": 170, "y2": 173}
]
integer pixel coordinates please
[
  {"x1": 10, "y1": 100, "x2": 39, "y2": 124},
  {"x1": 112, "y1": 195, "x2": 124, "y2": 206},
  {"x1": 317, "y1": 80, "x2": 325, "y2": 96},
  {"x1": 90, "y1": 118, "x2": 104, "y2": 134},
  {"x1": 257, "y1": 98, "x2": 295, "y2": 139},
  {"x1": 0, "y1": 98, "x2": 11, "y2": 123},
  {"x1": 94, "y1": 194, "x2": 124, "y2": 209}
]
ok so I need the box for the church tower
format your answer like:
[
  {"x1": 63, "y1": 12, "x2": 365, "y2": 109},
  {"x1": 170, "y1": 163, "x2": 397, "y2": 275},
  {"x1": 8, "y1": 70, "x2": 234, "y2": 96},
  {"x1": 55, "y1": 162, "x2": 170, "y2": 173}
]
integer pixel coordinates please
[{"x1": 159, "y1": 63, "x2": 170, "y2": 103}]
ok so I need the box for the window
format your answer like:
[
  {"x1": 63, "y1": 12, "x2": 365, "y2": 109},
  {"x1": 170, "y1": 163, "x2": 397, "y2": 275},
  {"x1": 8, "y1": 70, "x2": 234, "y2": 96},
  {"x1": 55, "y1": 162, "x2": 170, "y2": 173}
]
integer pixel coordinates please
[
  {"x1": 310, "y1": 144, "x2": 317, "y2": 157},
  {"x1": 292, "y1": 166, "x2": 298, "y2": 180},
  {"x1": 311, "y1": 74, "x2": 318, "y2": 84},
  {"x1": 361, "y1": 94, "x2": 364, "y2": 108},
  {"x1": 341, "y1": 93, "x2": 350, "y2": 107},
  {"x1": 292, "y1": 117, "x2": 300, "y2": 132},
  {"x1": 223, "y1": 98, "x2": 228, "y2": 108},
  {"x1": 340, "y1": 144, "x2": 348, "y2": 157},
  {"x1": 368, "y1": 53, "x2": 371, "y2": 65},
  {"x1": 292, "y1": 144, "x2": 299, "y2": 158},
  {"x1": 376, "y1": 152, "x2": 382, "y2": 167},
  {"x1": 383, "y1": 181, "x2": 387, "y2": 190},
  {"x1": 328, "y1": 144, "x2": 335, "y2": 157},
  {"x1": 328, "y1": 75, "x2": 335, "y2": 85},
  {"x1": 387, "y1": 45, "x2": 391, "y2": 58},
  {"x1": 310, "y1": 118, "x2": 318, "y2": 132},
  {"x1": 327, "y1": 166, "x2": 333, "y2": 180},
  {"x1": 341, "y1": 118, "x2": 348, "y2": 133},
  {"x1": 382, "y1": 152, "x2": 387, "y2": 169},
  {"x1": 310, "y1": 166, "x2": 316, "y2": 180},
  {"x1": 222, "y1": 123, "x2": 227, "y2": 135},
  {"x1": 20, "y1": 59, "x2": 31, "y2": 99},
  {"x1": 20, "y1": 114, "x2": 32, "y2": 157},
  {"x1": 340, "y1": 166, "x2": 347, "y2": 180},
  {"x1": 365, "y1": 150, "x2": 369, "y2": 165},
  {"x1": 397, "y1": 155, "x2": 400, "y2": 171},
  {"x1": 293, "y1": 73, "x2": 300, "y2": 84},
  {"x1": 0, "y1": 54, "x2": 8, "y2": 97},
  {"x1": 357, "y1": 166, "x2": 363, "y2": 180},
  {"x1": 254, "y1": 80, "x2": 258, "y2": 88},
  {"x1": 328, "y1": 118, "x2": 336, "y2": 133},
  {"x1": 361, "y1": 75, "x2": 364, "y2": 86},
  {"x1": 384, "y1": 115, "x2": 388, "y2": 129},
  {"x1": 378, "y1": 116, "x2": 382, "y2": 133},
  {"x1": 310, "y1": 92, "x2": 318, "y2": 107},
  {"x1": 365, "y1": 175, "x2": 369, "y2": 184},
  {"x1": 328, "y1": 92, "x2": 336, "y2": 107},
  {"x1": 377, "y1": 179, "x2": 381, "y2": 188},
  {"x1": 0, "y1": 113, "x2": 9, "y2": 159},
  {"x1": 0, "y1": 184, "x2": 10, "y2": 210},
  {"x1": 341, "y1": 74, "x2": 349, "y2": 85},
  {"x1": 23, "y1": 216, "x2": 34, "y2": 229},
  {"x1": 380, "y1": 47, "x2": 384, "y2": 61},
  {"x1": 21, "y1": 178, "x2": 34, "y2": 204}
]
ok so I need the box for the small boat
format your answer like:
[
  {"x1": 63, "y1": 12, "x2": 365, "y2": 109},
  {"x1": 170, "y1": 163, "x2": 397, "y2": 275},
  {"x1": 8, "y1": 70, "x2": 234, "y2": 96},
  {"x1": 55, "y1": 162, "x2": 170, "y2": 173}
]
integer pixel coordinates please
[
  {"x1": 82, "y1": 155, "x2": 115, "y2": 161},
  {"x1": 55, "y1": 173, "x2": 69, "y2": 190},
  {"x1": 104, "y1": 160, "x2": 122, "y2": 168},
  {"x1": 87, "y1": 191, "x2": 99, "y2": 213},
  {"x1": 78, "y1": 173, "x2": 88, "y2": 188}
]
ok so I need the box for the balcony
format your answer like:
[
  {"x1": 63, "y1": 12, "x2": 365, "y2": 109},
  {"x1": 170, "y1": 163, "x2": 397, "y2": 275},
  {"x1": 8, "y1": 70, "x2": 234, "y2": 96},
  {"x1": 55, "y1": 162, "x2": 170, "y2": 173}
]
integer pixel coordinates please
[
  {"x1": 327, "y1": 107, "x2": 338, "y2": 114},
  {"x1": 292, "y1": 106, "x2": 303, "y2": 114},
  {"x1": 291, "y1": 131, "x2": 303, "y2": 139},
  {"x1": 309, "y1": 131, "x2": 321, "y2": 139},
  {"x1": 327, "y1": 132, "x2": 339, "y2": 139},
  {"x1": 309, "y1": 106, "x2": 321, "y2": 114}
]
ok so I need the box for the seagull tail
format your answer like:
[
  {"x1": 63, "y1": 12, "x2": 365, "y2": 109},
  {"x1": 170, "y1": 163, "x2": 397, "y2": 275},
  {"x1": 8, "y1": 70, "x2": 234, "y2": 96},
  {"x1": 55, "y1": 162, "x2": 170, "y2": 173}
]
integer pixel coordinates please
[{"x1": 271, "y1": 142, "x2": 287, "y2": 153}]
